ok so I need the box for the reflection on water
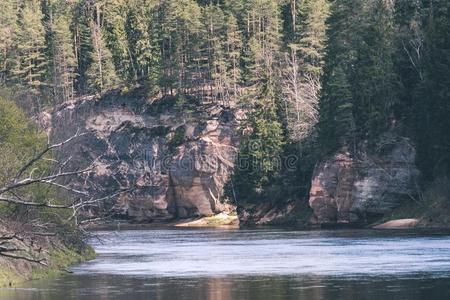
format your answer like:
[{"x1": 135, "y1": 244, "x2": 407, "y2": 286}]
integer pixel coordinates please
[
  {"x1": 2, "y1": 228, "x2": 450, "y2": 300},
  {"x1": 3, "y1": 274, "x2": 450, "y2": 300}
]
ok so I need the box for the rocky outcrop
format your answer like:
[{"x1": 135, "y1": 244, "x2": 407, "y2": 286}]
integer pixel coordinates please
[
  {"x1": 309, "y1": 133, "x2": 420, "y2": 225},
  {"x1": 50, "y1": 88, "x2": 239, "y2": 222},
  {"x1": 48, "y1": 88, "x2": 423, "y2": 227}
]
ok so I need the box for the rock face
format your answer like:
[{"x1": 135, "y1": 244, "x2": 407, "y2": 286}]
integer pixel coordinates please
[
  {"x1": 309, "y1": 134, "x2": 420, "y2": 225},
  {"x1": 48, "y1": 88, "x2": 423, "y2": 226},
  {"x1": 50, "y1": 88, "x2": 239, "y2": 222}
]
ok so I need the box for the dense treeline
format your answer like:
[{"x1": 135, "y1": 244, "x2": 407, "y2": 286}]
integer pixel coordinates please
[
  {"x1": 0, "y1": 0, "x2": 449, "y2": 204},
  {"x1": 1, "y1": 0, "x2": 323, "y2": 105},
  {"x1": 318, "y1": 0, "x2": 450, "y2": 179}
]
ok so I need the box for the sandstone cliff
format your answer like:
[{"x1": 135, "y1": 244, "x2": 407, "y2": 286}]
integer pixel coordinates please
[
  {"x1": 49, "y1": 88, "x2": 240, "y2": 223},
  {"x1": 309, "y1": 133, "x2": 420, "y2": 225},
  {"x1": 48, "y1": 89, "x2": 423, "y2": 227}
]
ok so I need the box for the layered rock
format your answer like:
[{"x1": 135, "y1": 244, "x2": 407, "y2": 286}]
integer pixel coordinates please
[
  {"x1": 50, "y1": 88, "x2": 239, "y2": 222},
  {"x1": 309, "y1": 133, "x2": 420, "y2": 225}
]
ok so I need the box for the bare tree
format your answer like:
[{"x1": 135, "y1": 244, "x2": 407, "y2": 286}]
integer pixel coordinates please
[
  {"x1": 281, "y1": 47, "x2": 320, "y2": 142},
  {"x1": 0, "y1": 131, "x2": 127, "y2": 262}
]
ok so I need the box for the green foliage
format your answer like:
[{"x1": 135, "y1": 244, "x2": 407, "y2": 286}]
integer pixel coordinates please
[
  {"x1": 50, "y1": 13, "x2": 77, "y2": 103},
  {"x1": 0, "y1": 96, "x2": 46, "y2": 182},
  {"x1": 0, "y1": 96, "x2": 74, "y2": 227},
  {"x1": 168, "y1": 126, "x2": 186, "y2": 150},
  {"x1": 231, "y1": 75, "x2": 285, "y2": 202},
  {"x1": 86, "y1": 3, "x2": 119, "y2": 94},
  {"x1": 408, "y1": 0, "x2": 450, "y2": 178},
  {"x1": 319, "y1": 0, "x2": 400, "y2": 152},
  {"x1": 0, "y1": 0, "x2": 19, "y2": 85},
  {"x1": 10, "y1": 0, "x2": 47, "y2": 100},
  {"x1": 31, "y1": 247, "x2": 95, "y2": 280},
  {"x1": 0, "y1": 0, "x2": 448, "y2": 207},
  {"x1": 319, "y1": 65, "x2": 355, "y2": 150},
  {"x1": 291, "y1": 0, "x2": 330, "y2": 77}
]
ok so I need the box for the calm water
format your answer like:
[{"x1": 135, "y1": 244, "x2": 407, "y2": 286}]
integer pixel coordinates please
[{"x1": 2, "y1": 228, "x2": 450, "y2": 299}]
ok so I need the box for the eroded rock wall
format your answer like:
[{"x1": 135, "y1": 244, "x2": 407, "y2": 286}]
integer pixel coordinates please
[
  {"x1": 50, "y1": 89, "x2": 239, "y2": 222},
  {"x1": 309, "y1": 133, "x2": 420, "y2": 225}
]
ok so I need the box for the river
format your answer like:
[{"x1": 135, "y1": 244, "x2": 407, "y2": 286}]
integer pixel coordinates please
[{"x1": 2, "y1": 228, "x2": 450, "y2": 299}]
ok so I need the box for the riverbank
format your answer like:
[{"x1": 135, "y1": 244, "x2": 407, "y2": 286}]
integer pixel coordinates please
[
  {"x1": 0, "y1": 224, "x2": 96, "y2": 288},
  {"x1": 4, "y1": 214, "x2": 450, "y2": 288},
  {"x1": 0, "y1": 248, "x2": 95, "y2": 288},
  {"x1": 85, "y1": 209, "x2": 450, "y2": 232},
  {"x1": 88, "y1": 213, "x2": 240, "y2": 231}
]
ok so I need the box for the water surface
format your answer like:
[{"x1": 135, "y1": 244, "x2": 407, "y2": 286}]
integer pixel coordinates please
[{"x1": 2, "y1": 228, "x2": 450, "y2": 299}]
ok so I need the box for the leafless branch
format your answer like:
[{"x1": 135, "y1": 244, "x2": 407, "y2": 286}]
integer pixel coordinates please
[
  {"x1": 281, "y1": 49, "x2": 321, "y2": 141},
  {"x1": 0, "y1": 130, "x2": 126, "y2": 264},
  {"x1": 13, "y1": 129, "x2": 86, "y2": 183}
]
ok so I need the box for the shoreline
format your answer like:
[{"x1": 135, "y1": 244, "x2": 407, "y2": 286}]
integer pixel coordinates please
[
  {"x1": 0, "y1": 245, "x2": 95, "y2": 288},
  {"x1": 85, "y1": 215, "x2": 450, "y2": 232},
  {"x1": 87, "y1": 213, "x2": 240, "y2": 231},
  {"x1": 4, "y1": 217, "x2": 450, "y2": 288}
]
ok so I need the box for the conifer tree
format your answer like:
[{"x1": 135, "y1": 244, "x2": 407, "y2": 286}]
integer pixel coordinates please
[
  {"x1": 73, "y1": 1, "x2": 94, "y2": 93},
  {"x1": 352, "y1": 0, "x2": 400, "y2": 138},
  {"x1": 42, "y1": 0, "x2": 78, "y2": 104},
  {"x1": 297, "y1": 0, "x2": 329, "y2": 77},
  {"x1": 232, "y1": 72, "x2": 285, "y2": 199},
  {"x1": 10, "y1": 0, "x2": 48, "y2": 112},
  {"x1": 282, "y1": 0, "x2": 329, "y2": 142},
  {"x1": 319, "y1": 0, "x2": 399, "y2": 150},
  {"x1": 50, "y1": 14, "x2": 77, "y2": 103},
  {"x1": 242, "y1": 0, "x2": 282, "y2": 87},
  {"x1": 0, "y1": 0, "x2": 19, "y2": 84},
  {"x1": 329, "y1": 64, "x2": 356, "y2": 147},
  {"x1": 159, "y1": 0, "x2": 203, "y2": 95},
  {"x1": 412, "y1": 0, "x2": 450, "y2": 177},
  {"x1": 86, "y1": 2, "x2": 118, "y2": 93},
  {"x1": 225, "y1": 14, "x2": 242, "y2": 103},
  {"x1": 318, "y1": 0, "x2": 359, "y2": 151},
  {"x1": 203, "y1": 4, "x2": 228, "y2": 103},
  {"x1": 101, "y1": 0, "x2": 130, "y2": 81}
]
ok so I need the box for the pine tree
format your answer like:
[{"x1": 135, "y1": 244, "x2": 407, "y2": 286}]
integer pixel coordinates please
[
  {"x1": 42, "y1": 0, "x2": 78, "y2": 104},
  {"x1": 297, "y1": 0, "x2": 329, "y2": 77},
  {"x1": 319, "y1": 0, "x2": 399, "y2": 150},
  {"x1": 330, "y1": 65, "x2": 356, "y2": 146},
  {"x1": 73, "y1": 1, "x2": 94, "y2": 93},
  {"x1": 282, "y1": 0, "x2": 329, "y2": 142},
  {"x1": 86, "y1": 2, "x2": 118, "y2": 94},
  {"x1": 159, "y1": 0, "x2": 203, "y2": 95},
  {"x1": 242, "y1": 0, "x2": 282, "y2": 87},
  {"x1": 412, "y1": 0, "x2": 450, "y2": 177},
  {"x1": 10, "y1": 0, "x2": 48, "y2": 111},
  {"x1": 0, "y1": 0, "x2": 19, "y2": 84},
  {"x1": 101, "y1": 0, "x2": 131, "y2": 81},
  {"x1": 352, "y1": 0, "x2": 400, "y2": 139},
  {"x1": 225, "y1": 14, "x2": 243, "y2": 103},
  {"x1": 232, "y1": 72, "x2": 285, "y2": 199},
  {"x1": 51, "y1": 14, "x2": 77, "y2": 103},
  {"x1": 318, "y1": 0, "x2": 360, "y2": 152}
]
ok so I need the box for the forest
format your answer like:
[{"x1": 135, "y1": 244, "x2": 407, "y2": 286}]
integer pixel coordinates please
[{"x1": 0, "y1": 0, "x2": 450, "y2": 259}]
